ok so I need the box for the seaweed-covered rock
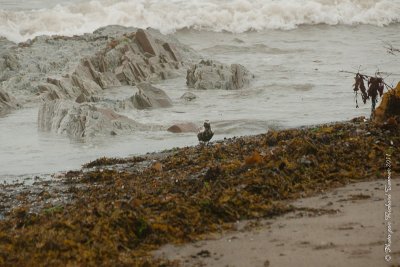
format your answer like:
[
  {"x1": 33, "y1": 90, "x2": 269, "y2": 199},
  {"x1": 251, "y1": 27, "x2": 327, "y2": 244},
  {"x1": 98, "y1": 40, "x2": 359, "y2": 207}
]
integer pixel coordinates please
[
  {"x1": 38, "y1": 100, "x2": 146, "y2": 137},
  {"x1": 132, "y1": 82, "x2": 173, "y2": 109},
  {"x1": 186, "y1": 60, "x2": 253, "y2": 90},
  {"x1": 374, "y1": 82, "x2": 400, "y2": 123}
]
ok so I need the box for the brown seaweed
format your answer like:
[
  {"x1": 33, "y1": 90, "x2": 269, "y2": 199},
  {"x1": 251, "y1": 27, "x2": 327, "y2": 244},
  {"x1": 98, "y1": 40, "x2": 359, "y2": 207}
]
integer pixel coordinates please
[{"x1": 0, "y1": 120, "x2": 399, "y2": 266}]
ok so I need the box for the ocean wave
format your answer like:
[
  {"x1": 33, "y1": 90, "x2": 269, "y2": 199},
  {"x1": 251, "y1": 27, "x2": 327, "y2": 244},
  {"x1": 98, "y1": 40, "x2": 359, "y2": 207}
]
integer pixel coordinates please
[
  {"x1": 202, "y1": 44, "x2": 308, "y2": 54},
  {"x1": 1, "y1": 0, "x2": 399, "y2": 42}
]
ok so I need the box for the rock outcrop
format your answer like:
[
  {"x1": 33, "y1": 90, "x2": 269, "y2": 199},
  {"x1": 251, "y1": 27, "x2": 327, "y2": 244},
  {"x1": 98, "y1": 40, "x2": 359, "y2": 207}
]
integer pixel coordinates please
[
  {"x1": 38, "y1": 100, "x2": 147, "y2": 138},
  {"x1": 0, "y1": 89, "x2": 19, "y2": 115},
  {"x1": 0, "y1": 26, "x2": 198, "y2": 105},
  {"x1": 38, "y1": 29, "x2": 185, "y2": 102},
  {"x1": 132, "y1": 82, "x2": 173, "y2": 109},
  {"x1": 374, "y1": 82, "x2": 400, "y2": 123},
  {"x1": 186, "y1": 60, "x2": 253, "y2": 90},
  {"x1": 0, "y1": 26, "x2": 201, "y2": 138}
]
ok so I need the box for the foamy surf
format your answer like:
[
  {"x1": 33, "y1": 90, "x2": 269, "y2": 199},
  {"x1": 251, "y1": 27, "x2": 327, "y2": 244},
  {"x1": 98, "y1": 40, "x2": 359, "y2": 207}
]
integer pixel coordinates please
[{"x1": 1, "y1": 0, "x2": 399, "y2": 43}]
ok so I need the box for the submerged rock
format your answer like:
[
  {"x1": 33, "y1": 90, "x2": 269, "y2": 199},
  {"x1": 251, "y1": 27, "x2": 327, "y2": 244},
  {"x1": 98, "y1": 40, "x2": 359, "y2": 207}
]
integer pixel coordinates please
[
  {"x1": 167, "y1": 122, "x2": 198, "y2": 133},
  {"x1": 186, "y1": 60, "x2": 253, "y2": 90},
  {"x1": 38, "y1": 100, "x2": 146, "y2": 138},
  {"x1": 180, "y1": 92, "x2": 197, "y2": 101},
  {"x1": 132, "y1": 82, "x2": 173, "y2": 109}
]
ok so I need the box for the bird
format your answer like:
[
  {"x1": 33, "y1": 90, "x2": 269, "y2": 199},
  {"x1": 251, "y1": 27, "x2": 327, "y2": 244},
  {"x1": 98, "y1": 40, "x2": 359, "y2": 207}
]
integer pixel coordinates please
[{"x1": 197, "y1": 121, "x2": 214, "y2": 144}]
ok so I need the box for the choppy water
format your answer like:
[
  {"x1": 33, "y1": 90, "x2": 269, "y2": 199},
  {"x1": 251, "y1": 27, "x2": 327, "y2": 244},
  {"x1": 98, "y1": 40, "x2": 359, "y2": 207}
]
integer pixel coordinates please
[
  {"x1": 1, "y1": 0, "x2": 399, "y2": 42},
  {"x1": 1, "y1": 0, "x2": 400, "y2": 180}
]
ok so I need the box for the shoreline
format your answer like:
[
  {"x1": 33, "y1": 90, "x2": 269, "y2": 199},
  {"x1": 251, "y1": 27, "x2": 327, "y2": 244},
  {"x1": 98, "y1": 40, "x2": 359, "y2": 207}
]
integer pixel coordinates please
[
  {"x1": 0, "y1": 117, "x2": 356, "y2": 181},
  {"x1": 0, "y1": 117, "x2": 398, "y2": 266}
]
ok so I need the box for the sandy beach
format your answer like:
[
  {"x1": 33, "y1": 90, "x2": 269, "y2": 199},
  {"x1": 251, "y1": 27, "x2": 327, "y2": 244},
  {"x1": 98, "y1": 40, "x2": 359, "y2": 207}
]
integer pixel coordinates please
[{"x1": 156, "y1": 178, "x2": 400, "y2": 267}]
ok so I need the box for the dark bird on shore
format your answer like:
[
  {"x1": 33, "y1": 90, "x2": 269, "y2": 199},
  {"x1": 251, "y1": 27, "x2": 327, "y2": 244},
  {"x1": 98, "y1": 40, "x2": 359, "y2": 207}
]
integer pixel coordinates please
[{"x1": 197, "y1": 121, "x2": 214, "y2": 144}]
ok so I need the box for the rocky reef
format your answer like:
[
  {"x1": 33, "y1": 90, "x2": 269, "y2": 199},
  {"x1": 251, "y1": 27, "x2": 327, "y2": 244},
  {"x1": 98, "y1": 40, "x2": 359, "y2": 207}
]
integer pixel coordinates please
[
  {"x1": 1, "y1": 26, "x2": 197, "y2": 102},
  {"x1": 0, "y1": 26, "x2": 201, "y2": 137},
  {"x1": 38, "y1": 29, "x2": 185, "y2": 102},
  {"x1": 186, "y1": 60, "x2": 253, "y2": 90},
  {"x1": 34, "y1": 28, "x2": 195, "y2": 137}
]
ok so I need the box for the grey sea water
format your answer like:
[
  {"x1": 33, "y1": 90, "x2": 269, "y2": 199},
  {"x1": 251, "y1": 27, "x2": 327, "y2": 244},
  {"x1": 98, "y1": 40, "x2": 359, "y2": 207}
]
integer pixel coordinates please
[{"x1": 0, "y1": 0, "x2": 399, "y2": 180}]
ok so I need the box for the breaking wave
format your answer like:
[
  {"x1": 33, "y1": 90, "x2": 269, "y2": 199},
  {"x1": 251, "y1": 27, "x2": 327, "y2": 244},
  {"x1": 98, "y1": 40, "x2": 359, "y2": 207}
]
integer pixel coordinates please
[{"x1": 1, "y1": 0, "x2": 400, "y2": 42}]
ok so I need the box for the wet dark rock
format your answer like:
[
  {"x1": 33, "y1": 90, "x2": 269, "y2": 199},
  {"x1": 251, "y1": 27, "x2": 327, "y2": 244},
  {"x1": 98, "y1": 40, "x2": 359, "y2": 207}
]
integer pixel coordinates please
[
  {"x1": 132, "y1": 82, "x2": 173, "y2": 109},
  {"x1": 135, "y1": 29, "x2": 159, "y2": 56},
  {"x1": 167, "y1": 122, "x2": 198, "y2": 133}
]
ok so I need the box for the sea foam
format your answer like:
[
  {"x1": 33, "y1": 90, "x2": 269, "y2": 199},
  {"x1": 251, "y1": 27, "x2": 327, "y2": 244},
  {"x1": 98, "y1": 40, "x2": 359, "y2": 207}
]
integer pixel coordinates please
[{"x1": 1, "y1": 0, "x2": 399, "y2": 42}]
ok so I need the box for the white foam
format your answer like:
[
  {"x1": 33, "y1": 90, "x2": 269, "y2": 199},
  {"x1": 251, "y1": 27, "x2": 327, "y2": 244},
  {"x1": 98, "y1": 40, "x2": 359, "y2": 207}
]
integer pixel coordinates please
[{"x1": 1, "y1": 0, "x2": 400, "y2": 42}]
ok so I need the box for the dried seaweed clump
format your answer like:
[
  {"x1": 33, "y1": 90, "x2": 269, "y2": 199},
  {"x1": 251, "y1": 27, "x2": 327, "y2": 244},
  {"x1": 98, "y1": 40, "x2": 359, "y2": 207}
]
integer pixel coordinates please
[
  {"x1": 83, "y1": 156, "x2": 145, "y2": 168},
  {"x1": 353, "y1": 73, "x2": 386, "y2": 112}
]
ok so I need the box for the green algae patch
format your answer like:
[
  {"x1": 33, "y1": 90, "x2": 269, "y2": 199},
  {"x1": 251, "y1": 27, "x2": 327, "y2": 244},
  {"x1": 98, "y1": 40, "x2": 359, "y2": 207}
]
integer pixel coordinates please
[{"x1": 0, "y1": 119, "x2": 399, "y2": 266}]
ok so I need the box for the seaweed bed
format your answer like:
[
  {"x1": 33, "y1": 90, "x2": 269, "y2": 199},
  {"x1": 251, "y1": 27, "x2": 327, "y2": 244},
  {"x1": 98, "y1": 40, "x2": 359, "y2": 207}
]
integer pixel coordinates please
[{"x1": 0, "y1": 118, "x2": 398, "y2": 266}]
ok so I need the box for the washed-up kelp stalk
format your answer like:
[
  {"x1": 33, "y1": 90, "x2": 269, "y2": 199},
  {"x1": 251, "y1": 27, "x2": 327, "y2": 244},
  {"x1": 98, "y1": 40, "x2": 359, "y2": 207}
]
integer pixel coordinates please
[{"x1": 350, "y1": 72, "x2": 392, "y2": 116}]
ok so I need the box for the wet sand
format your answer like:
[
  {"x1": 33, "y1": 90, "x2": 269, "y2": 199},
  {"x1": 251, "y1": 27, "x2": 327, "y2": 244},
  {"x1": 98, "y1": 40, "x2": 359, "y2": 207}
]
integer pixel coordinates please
[{"x1": 155, "y1": 178, "x2": 400, "y2": 267}]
